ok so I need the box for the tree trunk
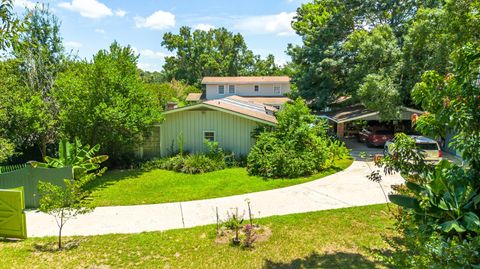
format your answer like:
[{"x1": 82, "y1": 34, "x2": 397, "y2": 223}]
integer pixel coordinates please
[
  {"x1": 38, "y1": 137, "x2": 47, "y2": 161},
  {"x1": 58, "y1": 225, "x2": 62, "y2": 249}
]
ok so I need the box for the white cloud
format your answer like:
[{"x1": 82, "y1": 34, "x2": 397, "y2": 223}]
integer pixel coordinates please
[
  {"x1": 138, "y1": 62, "x2": 162, "y2": 72},
  {"x1": 58, "y1": 0, "x2": 125, "y2": 19},
  {"x1": 115, "y1": 9, "x2": 126, "y2": 17},
  {"x1": 194, "y1": 23, "x2": 214, "y2": 31},
  {"x1": 139, "y1": 49, "x2": 172, "y2": 59},
  {"x1": 94, "y1": 28, "x2": 105, "y2": 34},
  {"x1": 65, "y1": 41, "x2": 83, "y2": 48},
  {"x1": 235, "y1": 12, "x2": 295, "y2": 36},
  {"x1": 13, "y1": 0, "x2": 36, "y2": 9},
  {"x1": 135, "y1": 10, "x2": 175, "y2": 30}
]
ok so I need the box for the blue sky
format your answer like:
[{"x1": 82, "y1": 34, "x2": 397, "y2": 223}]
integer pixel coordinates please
[{"x1": 13, "y1": 0, "x2": 308, "y2": 71}]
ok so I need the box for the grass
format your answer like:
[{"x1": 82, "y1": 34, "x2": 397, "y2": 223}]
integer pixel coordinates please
[
  {"x1": 87, "y1": 158, "x2": 353, "y2": 207},
  {"x1": 0, "y1": 204, "x2": 393, "y2": 269}
]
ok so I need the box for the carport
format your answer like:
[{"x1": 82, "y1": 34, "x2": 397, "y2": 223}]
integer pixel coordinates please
[{"x1": 317, "y1": 105, "x2": 424, "y2": 138}]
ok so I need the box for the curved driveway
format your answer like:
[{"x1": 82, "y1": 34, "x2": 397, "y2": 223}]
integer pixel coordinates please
[{"x1": 26, "y1": 150, "x2": 403, "y2": 237}]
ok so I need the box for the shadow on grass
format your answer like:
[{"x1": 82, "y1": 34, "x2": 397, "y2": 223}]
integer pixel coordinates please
[
  {"x1": 33, "y1": 240, "x2": 81, "y2": 253},
  {"x1": 0, "y1": 238, "x2": 23, "y2": 243},
  {"x1": 85, "y1": 169, "x2": 146, "y2": 193},
  {"x1": 263, "y1": 251, "x2": 381, "y2": 269}
]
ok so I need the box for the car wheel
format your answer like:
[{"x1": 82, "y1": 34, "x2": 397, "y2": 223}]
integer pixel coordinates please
[{"x1": 366, "y1": 141, "x2": 373, "y2": 148}]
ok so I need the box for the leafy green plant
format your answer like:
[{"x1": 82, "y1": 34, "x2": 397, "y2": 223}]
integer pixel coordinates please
[
  {"x1": 389, "y1": 160, "x2": 480, "y2": 235},
  {"x1": 223, "y1": 208, "x2": 244, "y2": 245},
  {"x1": 247, "y1": 98, "x2": 334, "y2": 178},
  {"x1": 181, "y1": 154, "x2": 224, "y2": 174},
  {"x1": 31, "y1": 139, "x2": 108, "y2": 180}
]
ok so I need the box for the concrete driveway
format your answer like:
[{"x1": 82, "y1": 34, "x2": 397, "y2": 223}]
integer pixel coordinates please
[{"x1": 26, "y1": 153, "x2": 404, "y2": 237}]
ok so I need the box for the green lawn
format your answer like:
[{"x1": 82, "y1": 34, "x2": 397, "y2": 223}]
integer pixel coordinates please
[
  {"x1": 0, "y1": 204, "x2": 393, "y2": 269},
  {"x1": 87, "y1": 158, "x2": 353, "y2": 207}
]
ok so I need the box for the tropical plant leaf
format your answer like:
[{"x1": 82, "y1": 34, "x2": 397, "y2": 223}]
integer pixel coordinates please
[
  {"x1": 461, "y1": 212, "x2": 480, "y2": 233},
  {"x1": 388, "y1": 194, "x2": 421, "y2": 210},
  {"x1": 405, "y1": 181, "x2": 424, "y2": 195},
  {"x1": 89, "y1": 155, "x2": 109, "y2": 164},
  {"x1": 439, "y1": 220, "x2": 466, "y2": 233}
]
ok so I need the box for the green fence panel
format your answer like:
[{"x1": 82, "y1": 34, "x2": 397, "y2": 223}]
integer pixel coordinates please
[
  {"x1": 0, "y1": 187, "x2": 27, "y2": 239},
  {"x1": 0, "y1": 166, "x2": 72, "y2": 208}
]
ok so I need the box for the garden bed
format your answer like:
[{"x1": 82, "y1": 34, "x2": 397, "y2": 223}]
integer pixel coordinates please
[{"x1": 87, "y1": 158, "x2": 353, "y2": 207}]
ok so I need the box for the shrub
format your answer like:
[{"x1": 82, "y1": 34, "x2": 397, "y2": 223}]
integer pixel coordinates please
[
  {"x1": 161, "y1": 155, "x2": 186, "y2": 172},
  {"x1": 247, "y1": 98, "x2": 338, "y2": 178},
  {"x1": 181, "y1": 154, "x2": 224, "y2": 174}
]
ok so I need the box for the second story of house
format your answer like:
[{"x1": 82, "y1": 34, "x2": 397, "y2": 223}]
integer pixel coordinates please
[{"x1": 201, "y1": 76, "x2": 291, "y2": 100}]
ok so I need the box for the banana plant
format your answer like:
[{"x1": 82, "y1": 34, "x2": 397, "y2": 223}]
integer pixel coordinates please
[
  {"x1": 389, "y1": 160, "x2": 480, "y2": 235},
  {"x1": 31, "y1": 139, "x2": 108, "y2": 180}
]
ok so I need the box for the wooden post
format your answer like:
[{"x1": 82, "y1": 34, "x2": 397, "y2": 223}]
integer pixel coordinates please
[{"x1": 337, "y1": 122, "x2": 345, "y2": 138}]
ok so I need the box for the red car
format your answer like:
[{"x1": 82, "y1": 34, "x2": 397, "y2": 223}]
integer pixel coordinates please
[{"x1": 358, "y1": 128, "x2": 394, "y2": 147}]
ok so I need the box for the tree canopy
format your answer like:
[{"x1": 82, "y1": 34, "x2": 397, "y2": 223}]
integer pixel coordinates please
[
  {"x1": 54, "y1": 42, "x2": 163, "y2": 165},
  {"x1": 162, "y1": 26, "x2": 286, "y2": 86},
  {"x1": 288, "y1": 0, "x2": 448, "y2": 116}
]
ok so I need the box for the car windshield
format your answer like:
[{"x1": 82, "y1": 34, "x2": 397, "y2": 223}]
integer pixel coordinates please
[{"x1": 417, "y1": 143, "x2": 438, "y2": 150}]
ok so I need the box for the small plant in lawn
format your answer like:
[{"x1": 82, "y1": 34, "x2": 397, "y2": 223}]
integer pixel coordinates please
[
  {"x1": 223, "y1": 208, "x2": 244, "y2": 245},
  {"x1": 38, "y1": 174, "x2": 99, "y2": 250},
  {"x1": 243, "y1": 224, "x2": 257, "y2": 249}
]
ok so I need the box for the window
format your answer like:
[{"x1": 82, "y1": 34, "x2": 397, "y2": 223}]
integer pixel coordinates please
[
  {"x1": 218, "y1": 85, "x2": 225, "y2": 94},
  {"x1": 273, "y1": 85, "x2": 281, "y2": 94},
  {"x1": 204, "y1": 131, "x2": 215, "y2": 142},
  {"x1": 228, "y1": 85, "x2": 235, "y2": 94},
  {"x1": 254, "y1": 85, "x2": 259, "y2": 92}
]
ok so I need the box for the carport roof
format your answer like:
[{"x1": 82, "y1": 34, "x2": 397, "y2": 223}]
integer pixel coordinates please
[{"x1": 317, "y1": 105, "x2": 424, "y2": 123}]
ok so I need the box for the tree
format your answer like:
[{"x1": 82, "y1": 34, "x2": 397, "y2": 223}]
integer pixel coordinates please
[
  {"x1": 357, "y1": 74, "x2": 401, "y2": 119},
  {"x1": 0, "y1": 0, "x2": 23, "y2": 161},
  {"x1": 0, "y1": 0, "x2": 22, "y2": 51},
  {"x1": 54, "y1": 42, "x2": 163, "y2": 165},
  {"x1": 371, "y1": 43, "x2": 480, "y2": 267},
  {"x1": 288, "y1": 0, "x2": 442, "y2": 112},
  {"x1": 145, "y1": 80, "x2": 201, "y2": 109},
  {"x1": 38, "y1": 178, "x2": 91, "y2": 249},
  {"x1": 162, "y1": 27, "x2": 281, "y2": 86},
  {"x1": 37, "y1": 140, "x2": 107, "y2": 249},
  {"x1": 402, "y1": 0, "x2": 480, "y2": 105},
  {"x1": 13, "y1": 4, "x2": 66, "y2": 158}
]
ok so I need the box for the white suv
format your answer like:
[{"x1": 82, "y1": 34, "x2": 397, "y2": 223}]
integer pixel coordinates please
[{"x1": 384, "y1": 135, "x2": 443, "y2": 163}]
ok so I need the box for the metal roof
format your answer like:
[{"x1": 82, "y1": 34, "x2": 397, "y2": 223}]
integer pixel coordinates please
[
  {"x1": 201, "y1": 76, "x2": 290, "y2": 85},
  {"x1": 317, "y1": 105, "x2": 424, "y2": 123},
  {"x1": 164, "y1": 95, "x2": 278, "y2": 125}
]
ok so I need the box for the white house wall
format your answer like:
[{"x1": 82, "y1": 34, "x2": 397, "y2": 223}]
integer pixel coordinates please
[{"x1": 205, "y1": 83, "x2": 290, "y2": 100}]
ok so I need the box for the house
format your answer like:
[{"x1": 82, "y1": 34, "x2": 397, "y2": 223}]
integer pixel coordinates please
[
  {"x1": 186, "y1": 76, "x2": 292, "y2": 109},
  {"x1": 137, "y1": 95, "x2": 277, "y2": 159}
]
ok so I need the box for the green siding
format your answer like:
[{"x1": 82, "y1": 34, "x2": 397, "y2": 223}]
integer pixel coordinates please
[
  {"x1": 140, "y1": 109, "x2": 261, "y2": 158},
  {"x1": 0, "y1": 166, "x2": 71, "y2": 208}
]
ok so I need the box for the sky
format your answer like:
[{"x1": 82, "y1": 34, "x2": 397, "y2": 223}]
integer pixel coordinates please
[{"x1": 13, "y1": 0, "x2": 308, "y2": 72}]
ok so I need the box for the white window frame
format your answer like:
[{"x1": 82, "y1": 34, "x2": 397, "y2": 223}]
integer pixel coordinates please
[
  {"x1": 228, "y1": 84, "x2": 236, "y2": 94},
  {"x1": 254, "y1": 85, "x2": 259, "y2": 92},
  {"x1": 273, "y1": 85, "x2": 281, "y2": 95},
  {"x1": 203, "y1": 131, "x2": 216, "y2": 142},
  {"x1": 218, "y1": 85, "x2": 225, "y2": 95}
]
